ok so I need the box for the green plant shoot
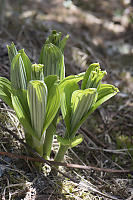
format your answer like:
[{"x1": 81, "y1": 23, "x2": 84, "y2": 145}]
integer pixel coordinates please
[
  {"x1": 0, "y1": 31, "x2": 119, "y2": 169},
  {"x1": 54, "y1": 63, "x2": 119, "y2": 162},
  {"x1": 0, "y1": 37, "x2": 61, "y2": 168}
]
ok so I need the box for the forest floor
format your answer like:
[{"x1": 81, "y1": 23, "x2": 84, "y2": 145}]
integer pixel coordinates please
[{"x1": 0, "y1": 0, "x2": 133, "y2": 199}]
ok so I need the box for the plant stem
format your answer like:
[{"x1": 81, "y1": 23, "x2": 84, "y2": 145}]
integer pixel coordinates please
[
  {"x1": 54, "y1": 144, "x2": 69, "y2": 163},
  {"x1": 43, "y1": 124, "x2": 55, "y2": 159},
  {"x1": 25, "y1": 132, "x2": 44, "y2": 170},
  {"x1": 43, "y1": 113, "x2": 58, "y2": 159},
  {"x1": 32, "y1": 136, "x2": 44, "y2": 170}
]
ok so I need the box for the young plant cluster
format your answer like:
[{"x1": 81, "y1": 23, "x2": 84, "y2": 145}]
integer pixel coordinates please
[{"x1": 0, "y1": 30, "x2": 119, "y2": 168}]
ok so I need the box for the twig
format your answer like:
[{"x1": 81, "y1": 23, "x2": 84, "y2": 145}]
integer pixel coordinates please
[
  {"x1": 0, "y1": 151, "x2": 132, "y2": 174},
  {"x1": 85, "y1": 147, "x2": 130, "y2": 154}
]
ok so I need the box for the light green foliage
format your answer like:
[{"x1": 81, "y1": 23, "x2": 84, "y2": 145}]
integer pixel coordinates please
[
  {"x1": 45, "y1": 30, "x2": 69, "y2": 53},
  {"x1": 0, "y1": 30, "x2": 119, "y2": 166},
  {"x1": 0, "y1": 77, "x2": 12, "y2": 108},
  {"x1": 57, "y1": 134, "x2": 83, "y2": 148},
  {"x1": 60, "y1": 81, "x2": 79, "y2": 134},
  {"x1": 7, "y1": 42, "x2": 18, "y2": 64},
  {"x1": 42, "y1": 76, "x2": 60, "y2": 133},
  {"x1": 18, "y1": 49, "x2": 32, "y2": 83},
  {"x1": 31, "y1": 64, "x2": 44, "y2": 81},
  {"x1": 9, "y1": 47, "x2": 32, "y2": 90},
  {"x1": 11, "y1": 92, "x2": 37, "y2": 139},
  {"x1": 38, "y1": 31, "x2": 69, "y2": 159},
  {"x1": 39, "y1": 43, "x2": 65, "y2": 80},
  {"x1": 91, "y1": 84, "x2": 119, "y2": 113},
  {"x1": 81, "y1": 63, "x2": 107, "y2": 90},
  {"x1": 0, "y1": 36, "x2": 61, "y2": 164},
  {"x1": 71, "y1": 88, "x2": 97, "y2": 133},
  {"x1": 27, "y1": 80, "x2": 48, "y2": 139},
  {"x1": 39, "y1": 30, "x2": 69, "y2": 81},
  {"x1": 11, "y1": 53, "x2": 27, "y2": 90},
  {"x1": 54, "y1": 63, "x2": 119, "y2": 162}
]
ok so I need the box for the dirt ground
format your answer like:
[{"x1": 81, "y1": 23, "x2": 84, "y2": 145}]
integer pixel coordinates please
[{"x1": 0, "y1": 0, "x2": 133, "y2": 199}]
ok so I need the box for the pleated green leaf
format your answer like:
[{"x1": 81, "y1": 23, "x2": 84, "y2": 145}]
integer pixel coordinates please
[
  {"x1": 0, "y1": 77, "x2": 12, "y2": 108},
  {"x1": 57, "y1": 134, "x2": 83, "y2": 147},
  {"x1": 12, "y1": 89, "x2": 30, "y2": 119},
  {"x1": 71, "y1": 88, "x2": 97, "y2": 134},
  {"x1": 57, "y1": 135, "x2": 70, "y2": 146},
  {"x1": 27, "y1": 80, "x2": 48, "y2": 139},
  {"x1": 59, "y1": 73, "x2": 85, "y2": 113},
  {"x1": 18, "y1": 49, "x2": 32, "y2": 83},
  {"x1": 43, "y1": 84, "x2": 60, "y2": 133},
  {"x1": 44, "y1": 75, "x2": 58, "y2": 91},
  {"x1": 39, "y1": 43, "x2": 65, "y2": 81},
  {"x1": 60, "y1": 81, "x2": 79, "y2": 134},
  {"x1": 81, "y1": 63, "x2": 106, "y2": 90},
  {"x1": 45, "y1": 30, "x2": 69, "y2": 53},
  {"x1": 11, "y1": 92, "x2": 37, "y2": 139},
  {"x1": 90, "y1": 84, "x2": 119, "y2": 113},
  {"x1": 72, "y1": 84, "x2": 119, "y2": 137},
  {"x1": 59, "y1": 72, "x2": 85, "y2": 93},
  {"x1": 7, "y1": 42, "x2": 18, "y2": 64},
  {"x1": 70, "y1": 134, "x2": 83, "y2": 148},
  {"x1": 8, "y1": 43, "x2": 32, "y2": 86},
  {"x1": 11, "y1": 53, "x2": 27, "y2": 90}
]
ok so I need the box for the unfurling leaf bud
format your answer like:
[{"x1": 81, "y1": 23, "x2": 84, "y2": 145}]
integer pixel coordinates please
[{"x1": 31, "y1": 64, "x2": 44, "y2": 81}]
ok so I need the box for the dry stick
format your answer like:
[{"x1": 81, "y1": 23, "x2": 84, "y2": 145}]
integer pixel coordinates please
[
  {"x1": 0, "y1": 151, "x2": 133, "y2": 174},
  {"x1": 84, "y1": 147, "x2": 129, "y2": 154}
]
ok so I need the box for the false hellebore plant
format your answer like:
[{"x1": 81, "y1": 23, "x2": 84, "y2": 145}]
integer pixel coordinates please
[
  {"x1": 0, "y1": 30, "x2": 119, "y2": 169},
  {"x1": 0, "y1": 31, "x2": 68, "y2": 167},
  {"x1": 54, "y1": 63, "x2": 119, "y2": 162}
]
